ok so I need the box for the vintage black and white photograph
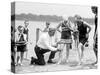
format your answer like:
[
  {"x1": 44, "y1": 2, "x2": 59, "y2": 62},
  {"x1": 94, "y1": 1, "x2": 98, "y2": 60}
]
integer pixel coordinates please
[{"x1": 11, "y1": 2, "x2": 98, "y2": 73}]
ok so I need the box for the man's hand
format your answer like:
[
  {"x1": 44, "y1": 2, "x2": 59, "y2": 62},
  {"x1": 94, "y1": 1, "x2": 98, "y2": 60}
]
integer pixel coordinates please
[{"x1": 52, "y1": 43, "x2": 58, "y2": 48}]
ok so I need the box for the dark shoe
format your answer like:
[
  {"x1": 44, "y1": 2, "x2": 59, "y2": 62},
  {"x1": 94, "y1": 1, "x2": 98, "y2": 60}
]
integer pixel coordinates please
[
  {"x1": 85, "y1": 41, "x2": 89, "y2": 47},
  {"x1": 85, "y1": 43, "x2": 89, "y2": 47},
  {"x1": 91, "y1": 61, "x2": 98, "y2": 65},
  {"x1": 47, "y1": 60, "x2": 56, "y2": 64},
  {"x1": 30, "y1": 57, "x2": 36, "y2": 65}
]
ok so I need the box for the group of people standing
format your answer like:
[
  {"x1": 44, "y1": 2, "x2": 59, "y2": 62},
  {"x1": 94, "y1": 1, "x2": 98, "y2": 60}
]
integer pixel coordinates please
[
  {"x1": 31, "y1": 6, "x2": 98, "y2": 66},
  {"x1": 11, "y1": 6, "x2": 98, "y2": 67},
  {"x1": 31, "y1": 15, "x2": 91, "y2": 65}
]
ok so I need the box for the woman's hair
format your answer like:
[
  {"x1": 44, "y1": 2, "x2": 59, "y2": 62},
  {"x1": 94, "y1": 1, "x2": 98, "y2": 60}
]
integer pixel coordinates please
[{"x1": 74, "y1": 15, "x2": 82, "y2": 20}]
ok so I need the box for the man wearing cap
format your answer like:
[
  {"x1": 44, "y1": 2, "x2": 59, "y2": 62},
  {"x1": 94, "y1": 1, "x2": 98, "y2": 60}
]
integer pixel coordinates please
[
  {"x1": 32, "y1": 28, "x2": 60, "y2": 65},
  {"x1": 37, "y1": 22, "x2": 50, "y2": 32}
]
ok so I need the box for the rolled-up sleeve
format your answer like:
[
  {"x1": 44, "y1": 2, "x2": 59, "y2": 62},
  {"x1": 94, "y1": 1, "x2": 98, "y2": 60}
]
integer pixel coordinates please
[{"x1": 45, "y1": 41, "x2": 57, "y2": 51}]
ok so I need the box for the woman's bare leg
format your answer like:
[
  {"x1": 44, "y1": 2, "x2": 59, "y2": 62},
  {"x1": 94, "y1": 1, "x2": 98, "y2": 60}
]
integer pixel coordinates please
[
  {"x1": 77, "y1": 43, "x2": 81, "y2": 65},
  {"x1": 57, "y1": 44, "x2": 65, "y2": 64},
  {"x1": 75, "y1": 38, "x2": 79, "y2": 49},
  {"x1": 75, "y1": 39, "x2": 81, "y2": 65},
  {"x1": 81, "y1": 44, "x2": 84, "y2": 60},
  {"x1": 17, "y1": 52, "x2": 21, "y2": 65},
  {"x1": 66, "y1": 44, "x2": 70, "y2": 63},
  {"x1": 78, "y1": 43, "x2": 84, "y2": 65},
  {"x1": 20, "y1": 52, "x2": 24, "y2": 65}
]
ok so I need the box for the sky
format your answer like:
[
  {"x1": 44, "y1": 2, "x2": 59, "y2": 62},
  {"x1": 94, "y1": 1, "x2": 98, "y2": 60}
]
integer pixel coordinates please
[{"x1": 15, "y1": 2, "x2": 95, "y2": 18}]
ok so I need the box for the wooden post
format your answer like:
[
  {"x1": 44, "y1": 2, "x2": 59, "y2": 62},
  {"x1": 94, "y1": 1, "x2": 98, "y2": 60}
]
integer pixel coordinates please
[{"x1": 36, "y1": 28, "x2": 39, "y2": 43}]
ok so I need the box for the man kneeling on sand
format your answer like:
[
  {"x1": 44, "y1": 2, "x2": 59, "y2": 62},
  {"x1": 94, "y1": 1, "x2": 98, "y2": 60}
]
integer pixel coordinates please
[{"x1": 31, "y1": 28, "x2": 60, "y2": 65}]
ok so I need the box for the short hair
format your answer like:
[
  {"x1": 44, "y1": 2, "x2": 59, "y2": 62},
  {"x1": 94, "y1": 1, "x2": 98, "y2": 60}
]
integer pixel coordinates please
[
  {"x1": 49, "y1": 28, "x2": 56, "y2": 32},
  {"x1": 18, "y1": 25, "x2": 23, "y2": 31},
  {"x1": 91, "y1": 6, "x2": 98, "y2": 14},
  {"x1": 74, "y1": 15, "x2": 82, "y2": 20},
  {"x1": 91, "y1": 6, "x2": 97, "y2": 10}
]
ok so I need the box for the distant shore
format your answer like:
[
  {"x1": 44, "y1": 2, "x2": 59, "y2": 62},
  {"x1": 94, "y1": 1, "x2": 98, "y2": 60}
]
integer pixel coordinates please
[{"x1": 11, "y1": 14, "x2": 94, "y2": 24}]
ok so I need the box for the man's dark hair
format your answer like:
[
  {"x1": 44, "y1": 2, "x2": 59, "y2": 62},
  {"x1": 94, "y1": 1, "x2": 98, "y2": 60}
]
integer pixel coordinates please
[{"x1": 91, "y1": 6, "x2": 98, "y2": 14}]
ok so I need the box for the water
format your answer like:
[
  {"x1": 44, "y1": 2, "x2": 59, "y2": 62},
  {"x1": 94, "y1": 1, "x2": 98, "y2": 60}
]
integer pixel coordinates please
[{"x1": 15, "y1": 20, "x2": 95, "y2": 61}]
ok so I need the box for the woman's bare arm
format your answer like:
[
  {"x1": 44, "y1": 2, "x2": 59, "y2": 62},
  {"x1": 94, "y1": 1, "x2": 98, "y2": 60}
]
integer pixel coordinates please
[
  {"x1": 84, "y1": 21, "x2": 91, "y2": 34},
  {"x1": 56, "y1": 23, "x2": 62, "y2": 33}
]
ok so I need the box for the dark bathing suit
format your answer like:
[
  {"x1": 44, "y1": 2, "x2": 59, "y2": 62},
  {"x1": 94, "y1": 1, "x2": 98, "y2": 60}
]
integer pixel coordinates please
[
  {"x1": 77, "y1": 21, "x2": 88, "y2": 45},
  {"x1": 17, "y1": 34, "x2": 27, "y2": 52},
  {"x1": 61, "y1": 23, "x2": 72, "y2": 40},
  {"x1": 23, "y1": 28, "x2": 28, "y2": 34},
  {"x1": 61, "y1": 23, "x2": 72, "y2": 48}
]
